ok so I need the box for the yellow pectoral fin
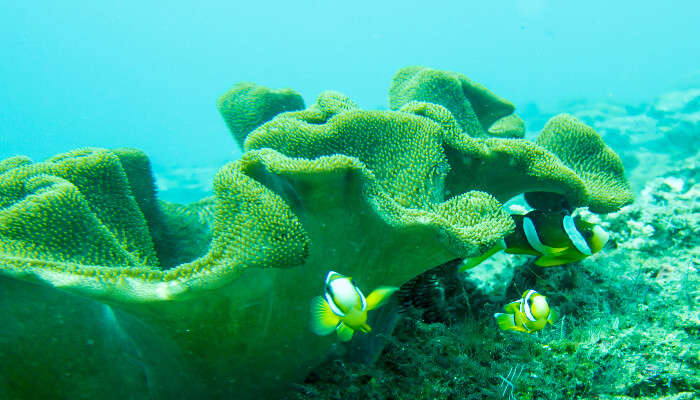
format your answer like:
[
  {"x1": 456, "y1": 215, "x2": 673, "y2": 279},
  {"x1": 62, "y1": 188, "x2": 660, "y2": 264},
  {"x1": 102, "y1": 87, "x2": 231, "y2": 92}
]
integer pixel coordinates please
[
  {"x1": 310, "y1": 296, "x2": 340, "y2": 336},
  {"x1": 336, "y1": 323, "x2": 355, "y2": 342},
  {"x1": 366, "y1": 286, "x2": 398, "y2": 311}
]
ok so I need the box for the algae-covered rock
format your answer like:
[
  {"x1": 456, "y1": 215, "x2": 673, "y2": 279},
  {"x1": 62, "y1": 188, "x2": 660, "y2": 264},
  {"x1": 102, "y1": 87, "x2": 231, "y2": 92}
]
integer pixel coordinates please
[
  {"x1": 553, "y1": 88, "x2": 700, "y2": 194},
  {"x1": 652, "y1": 89, "x2": 700, "y2": 157},
  {"x1": 651, "y1": 89, "x2": 700, "y2": 115},
  {"x1": 603, "y1": 153, "x2": 699, "y2": 254}
]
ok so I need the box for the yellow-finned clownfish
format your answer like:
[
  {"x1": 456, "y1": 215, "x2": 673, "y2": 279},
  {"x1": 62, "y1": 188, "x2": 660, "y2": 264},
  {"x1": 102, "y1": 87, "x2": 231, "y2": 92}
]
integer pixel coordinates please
[
  {"x1": 494, "y1": 289, "x2": 556, "y2": 333},
  {"x1": 310, "y1": 271, "x2": 398, "y2": 342},
  {"x1": 505, "y1": 209, "x2": 610, "y2": 267}
]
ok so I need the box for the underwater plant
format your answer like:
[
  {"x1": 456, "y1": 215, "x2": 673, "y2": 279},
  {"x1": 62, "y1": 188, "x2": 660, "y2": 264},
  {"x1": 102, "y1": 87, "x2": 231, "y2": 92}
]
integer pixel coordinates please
[{"x1": 0, "y1": 66, "x2": 632, "y2": 399}]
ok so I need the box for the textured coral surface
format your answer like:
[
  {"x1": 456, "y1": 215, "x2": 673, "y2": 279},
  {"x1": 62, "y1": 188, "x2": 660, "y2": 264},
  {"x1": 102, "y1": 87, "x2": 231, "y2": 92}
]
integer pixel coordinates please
[{"x1": 0, "y1": 67, "x2": 634, "y2": 399}]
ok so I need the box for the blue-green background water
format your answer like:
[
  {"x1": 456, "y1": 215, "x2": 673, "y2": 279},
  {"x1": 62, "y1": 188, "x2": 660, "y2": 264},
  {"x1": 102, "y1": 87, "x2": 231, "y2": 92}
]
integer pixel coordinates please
[
  {"x1": 1, "y1": 3, "x2": 699, "y2": 398},
  {"x1": 1, "y1": 0, "x2": 699, "y2": 166}
]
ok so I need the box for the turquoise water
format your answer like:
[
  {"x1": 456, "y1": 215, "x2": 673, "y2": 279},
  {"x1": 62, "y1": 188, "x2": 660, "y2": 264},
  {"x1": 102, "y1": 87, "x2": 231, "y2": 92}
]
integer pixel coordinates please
[
  {"x1": 1, "y1": 2, "x2": 699, "y2": 399},
  {"x1": 2, "y1": 1, "x2": 699, "y2": 167}
]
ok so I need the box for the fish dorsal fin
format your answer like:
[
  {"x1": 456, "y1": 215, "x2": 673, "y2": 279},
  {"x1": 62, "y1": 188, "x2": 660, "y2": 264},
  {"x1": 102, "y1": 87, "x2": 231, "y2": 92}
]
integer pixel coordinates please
[
  {"x1": 523, "y1": 217, "x2": 568, "y2": 255},
  {"x1": 562, "y1": 215, "x2": 592, "y2": 256},
  {"x1": 494, "y1": 312, "x2": 517, "y2": 331},
  {"x1": 503, "y1": 299, "x2": 522, "y2": 314}
]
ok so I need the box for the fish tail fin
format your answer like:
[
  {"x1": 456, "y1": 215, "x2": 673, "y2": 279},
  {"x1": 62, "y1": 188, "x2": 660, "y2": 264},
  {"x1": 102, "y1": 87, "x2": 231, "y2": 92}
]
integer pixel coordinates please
[
  {"x1": 503, "y1": 300, "x2": 522, "y2": 314},
  {"x1": 310, "y1": 296, "x2": 340, "y2": 336}
]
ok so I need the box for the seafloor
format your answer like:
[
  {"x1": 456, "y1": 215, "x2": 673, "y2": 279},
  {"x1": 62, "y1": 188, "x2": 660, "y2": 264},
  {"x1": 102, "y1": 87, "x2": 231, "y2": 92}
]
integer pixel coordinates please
[{"x1": 276, "y1": 89, "x2": 700, "y2": 400}]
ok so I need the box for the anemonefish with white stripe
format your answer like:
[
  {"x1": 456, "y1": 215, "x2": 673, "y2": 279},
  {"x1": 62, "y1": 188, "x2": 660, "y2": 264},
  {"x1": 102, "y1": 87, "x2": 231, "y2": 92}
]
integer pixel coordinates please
[
  {"x1": 494, "y1": 289, "x2": 556, "y2": 333},
  {"x1": 310, "y1": 271, "x2": 398, "y2": 342},
  {"x1": 505, "y1": 209, "x2": 610, "y2": 267}
]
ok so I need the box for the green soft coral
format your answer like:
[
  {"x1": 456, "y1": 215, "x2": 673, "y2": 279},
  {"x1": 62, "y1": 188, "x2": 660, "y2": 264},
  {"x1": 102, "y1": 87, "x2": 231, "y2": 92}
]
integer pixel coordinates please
[
  {"x1": 527, "y1": 114, "x2": 634, "y2": 213},
  {"x1": 488, "y1": 114, "x2": 526, "y2": 138},
  {"x1": 246, "y1": 91, "x2": 628, "y2": 215},
  {"x1": 246, "y1": 92, "x2": 455, "y2": 210},
  {"x1": 0, "y1": 148, "x2": 160, "y2": 268},
  {"x1": 217, "y1": 82, "x2": 305, "y2": 148},
  {"x1": 0, "y1": 155, "x2": 32, "y2": 173},
  {"x1": 112, "y1": 147, "x2": 197, "y2": 268},
  {"x1": 389, "y1": 65, "x2": 523, "y2": 138},
  {"x1": 0, "y1": 66, "x2": 633, "y2": 399},
  {"x1": 0, "y1": 145, "x2": 511, "y2": 398}
]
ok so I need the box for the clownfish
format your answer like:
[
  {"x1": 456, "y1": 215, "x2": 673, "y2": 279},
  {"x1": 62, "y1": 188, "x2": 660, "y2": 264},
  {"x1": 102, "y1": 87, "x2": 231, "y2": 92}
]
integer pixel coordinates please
[
  {"x1": 310, "y1": 271, "x2": 398, "y2": 342},
  {"x1": 459, "y1": 209, "x2": 610, "y2": 271},
  {"x1": 494, "y1": 289, "x2": 556, "y2": 333},
  {"x1": 505, "y1": 209, "x2": 610, "y2": 267}
]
